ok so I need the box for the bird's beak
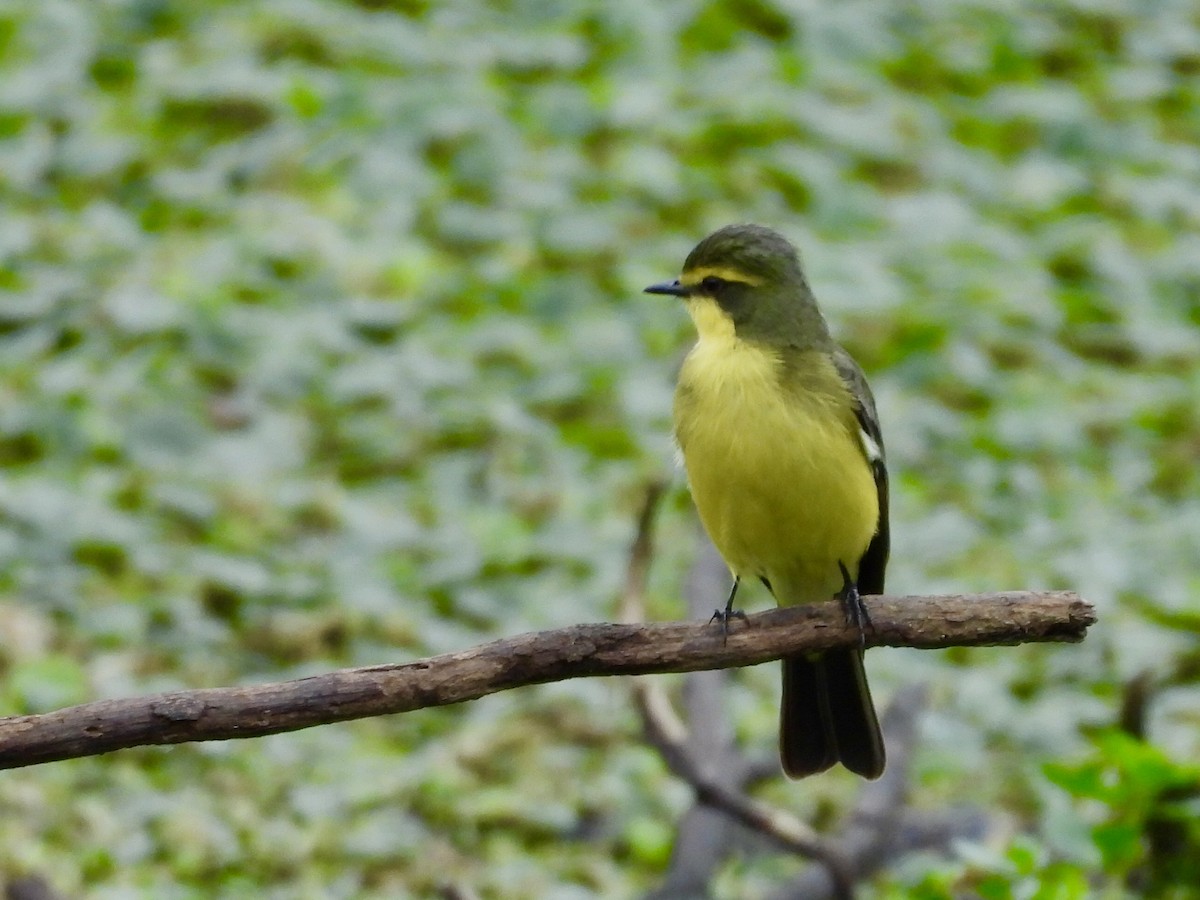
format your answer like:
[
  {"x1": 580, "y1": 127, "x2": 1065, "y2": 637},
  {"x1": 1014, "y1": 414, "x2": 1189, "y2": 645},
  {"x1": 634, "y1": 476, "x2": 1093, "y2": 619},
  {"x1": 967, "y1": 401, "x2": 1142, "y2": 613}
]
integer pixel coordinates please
[{"x1": 644, "y1": 279, "x2": 691, "y2": 297}]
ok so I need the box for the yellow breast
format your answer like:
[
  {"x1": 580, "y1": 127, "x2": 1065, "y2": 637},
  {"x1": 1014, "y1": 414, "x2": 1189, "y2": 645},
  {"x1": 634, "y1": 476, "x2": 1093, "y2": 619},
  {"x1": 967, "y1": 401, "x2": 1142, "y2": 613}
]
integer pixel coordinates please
[{"x1": 673, "y1": 301, "x2": 878, "y2": 605}]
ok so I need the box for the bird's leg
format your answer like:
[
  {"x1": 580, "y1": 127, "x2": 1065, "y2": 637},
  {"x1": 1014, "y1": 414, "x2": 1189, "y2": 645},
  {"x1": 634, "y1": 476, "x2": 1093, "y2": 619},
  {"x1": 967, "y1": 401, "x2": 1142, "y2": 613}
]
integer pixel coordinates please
[
  {"x1": 709, "y1": 575, "x2": 748, "y2": 643},
  {"x1": 837, "y1": 560, "x2": 871, "y2": 646}
]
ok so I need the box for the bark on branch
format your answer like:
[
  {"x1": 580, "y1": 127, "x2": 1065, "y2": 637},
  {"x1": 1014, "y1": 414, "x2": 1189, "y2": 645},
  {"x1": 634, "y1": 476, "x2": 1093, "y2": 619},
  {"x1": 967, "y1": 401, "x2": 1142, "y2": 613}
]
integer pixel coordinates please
[{"x1": 0, "y1": 591, "x2": 1093, "y2": 770}]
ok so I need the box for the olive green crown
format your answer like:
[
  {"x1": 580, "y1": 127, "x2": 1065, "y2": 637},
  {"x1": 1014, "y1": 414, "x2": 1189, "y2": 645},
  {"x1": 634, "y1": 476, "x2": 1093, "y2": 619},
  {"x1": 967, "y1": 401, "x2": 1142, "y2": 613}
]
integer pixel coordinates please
[{"x1": 684, "y1": 224, "x2": 807, "y2": 285}]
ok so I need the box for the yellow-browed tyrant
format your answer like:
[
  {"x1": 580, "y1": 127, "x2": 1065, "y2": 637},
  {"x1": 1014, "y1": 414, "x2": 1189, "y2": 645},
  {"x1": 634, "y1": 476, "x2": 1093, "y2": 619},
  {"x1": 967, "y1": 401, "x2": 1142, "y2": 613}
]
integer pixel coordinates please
[{"x1": 646, "y1": 224, "x2": 888, "y2": 779}]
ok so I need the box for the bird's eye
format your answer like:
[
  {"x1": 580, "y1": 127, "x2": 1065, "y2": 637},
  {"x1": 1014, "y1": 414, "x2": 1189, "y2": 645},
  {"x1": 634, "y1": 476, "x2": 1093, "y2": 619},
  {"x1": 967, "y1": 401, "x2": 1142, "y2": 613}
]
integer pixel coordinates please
[{"x1": 700, "y1": 275, "x2": 725, "y2": 294}]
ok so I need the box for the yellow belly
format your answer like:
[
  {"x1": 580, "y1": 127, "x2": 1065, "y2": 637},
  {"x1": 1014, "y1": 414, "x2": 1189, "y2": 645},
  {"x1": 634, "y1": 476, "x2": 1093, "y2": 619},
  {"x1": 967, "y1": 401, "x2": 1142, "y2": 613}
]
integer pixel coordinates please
[{"x1": 674, "y1": 337, "x2": 878, "y2": 606}]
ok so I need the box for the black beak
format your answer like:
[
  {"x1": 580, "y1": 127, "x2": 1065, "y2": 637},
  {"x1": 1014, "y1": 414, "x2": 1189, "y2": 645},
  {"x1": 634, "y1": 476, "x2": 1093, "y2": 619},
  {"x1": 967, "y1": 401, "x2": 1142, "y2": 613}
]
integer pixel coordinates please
[{"x1": 644, "y1": 279, "x2": 691, "y2": 297}]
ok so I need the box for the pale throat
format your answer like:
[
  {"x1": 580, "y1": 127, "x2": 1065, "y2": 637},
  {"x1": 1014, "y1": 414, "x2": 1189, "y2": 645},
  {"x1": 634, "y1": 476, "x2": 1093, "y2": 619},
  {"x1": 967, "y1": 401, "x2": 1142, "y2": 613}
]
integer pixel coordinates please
[{"x1": 685, "y1": 296, "x2": 737, "y2": 344}]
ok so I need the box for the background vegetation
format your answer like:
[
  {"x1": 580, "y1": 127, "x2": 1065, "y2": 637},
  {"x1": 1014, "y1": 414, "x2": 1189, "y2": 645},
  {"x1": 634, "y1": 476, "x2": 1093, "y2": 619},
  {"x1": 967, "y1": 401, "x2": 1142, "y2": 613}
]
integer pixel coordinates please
[{"x1": 1, "y1": 0, "x2": 1198, "y2": 896}]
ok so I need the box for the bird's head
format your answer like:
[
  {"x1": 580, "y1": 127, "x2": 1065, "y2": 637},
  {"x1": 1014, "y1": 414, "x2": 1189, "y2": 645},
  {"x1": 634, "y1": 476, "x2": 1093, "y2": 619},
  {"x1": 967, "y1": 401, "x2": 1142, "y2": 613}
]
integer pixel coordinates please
[{"x1": 645, "y1": 224, "x2": 830, "y2": 349}]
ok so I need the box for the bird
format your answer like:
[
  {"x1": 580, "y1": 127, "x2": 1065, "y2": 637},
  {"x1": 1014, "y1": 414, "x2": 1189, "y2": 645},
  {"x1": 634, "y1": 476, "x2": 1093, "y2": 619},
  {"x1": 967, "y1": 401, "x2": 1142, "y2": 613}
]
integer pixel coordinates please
[{"x1": 645, "y1": 223, "x2": 888, "y2": 779}]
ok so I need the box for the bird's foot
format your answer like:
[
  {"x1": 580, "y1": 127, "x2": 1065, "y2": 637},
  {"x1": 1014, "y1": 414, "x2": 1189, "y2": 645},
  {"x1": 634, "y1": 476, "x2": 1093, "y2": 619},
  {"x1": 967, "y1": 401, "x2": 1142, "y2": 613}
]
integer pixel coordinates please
[
  {"x1": 709, "y1": 576, "x2": 748, "y2": 645},
  {"x1": 709, "y1": 606, "x2": 748, "y2": 645},
  {"x1": 837, "y1": 561, "x2": 871, "y2": 646}
]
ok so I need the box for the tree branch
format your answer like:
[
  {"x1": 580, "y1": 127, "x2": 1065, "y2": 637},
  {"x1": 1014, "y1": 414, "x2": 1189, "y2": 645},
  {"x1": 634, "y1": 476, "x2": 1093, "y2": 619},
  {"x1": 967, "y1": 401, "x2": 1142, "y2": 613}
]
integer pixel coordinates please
[{"x1": 0, "y1": 590, "x2": 1094, "y2": 770}]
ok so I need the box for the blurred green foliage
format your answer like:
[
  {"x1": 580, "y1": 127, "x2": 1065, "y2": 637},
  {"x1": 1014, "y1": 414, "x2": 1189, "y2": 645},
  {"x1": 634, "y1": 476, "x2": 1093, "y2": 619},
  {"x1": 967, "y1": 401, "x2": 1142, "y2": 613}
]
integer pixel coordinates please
[
  {"x1": 890, "y1": 733, "x2": 1200, "y2": 899},
  {"x1": 1046, "y1": 732, "x2": 1200, "y2": 894},
  {"x1": 0, "y1": 0, "x2": 1198, "y2": 897}
]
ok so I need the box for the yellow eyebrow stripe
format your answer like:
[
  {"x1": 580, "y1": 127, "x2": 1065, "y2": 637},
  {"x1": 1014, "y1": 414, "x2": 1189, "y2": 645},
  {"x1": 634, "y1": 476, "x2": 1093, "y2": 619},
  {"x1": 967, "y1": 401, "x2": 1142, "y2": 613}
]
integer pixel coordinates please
[{"x1": 680, "y1": 265, "x2": 764, "y2": 287}]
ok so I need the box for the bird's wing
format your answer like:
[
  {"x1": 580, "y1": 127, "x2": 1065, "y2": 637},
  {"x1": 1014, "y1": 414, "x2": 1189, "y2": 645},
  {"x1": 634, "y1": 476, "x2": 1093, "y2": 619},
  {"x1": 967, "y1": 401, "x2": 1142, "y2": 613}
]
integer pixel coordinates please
[{"x1": 833, "y1": 347, "x2": 889, "y2": 595}]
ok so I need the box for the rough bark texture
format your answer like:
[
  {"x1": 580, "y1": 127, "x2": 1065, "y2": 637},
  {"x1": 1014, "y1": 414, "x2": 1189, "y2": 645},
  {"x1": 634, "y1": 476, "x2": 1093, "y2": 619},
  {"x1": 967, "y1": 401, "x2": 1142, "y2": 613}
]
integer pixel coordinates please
[{"x1": 0, "y1": 590, "x2": 1094, "y2": 770}]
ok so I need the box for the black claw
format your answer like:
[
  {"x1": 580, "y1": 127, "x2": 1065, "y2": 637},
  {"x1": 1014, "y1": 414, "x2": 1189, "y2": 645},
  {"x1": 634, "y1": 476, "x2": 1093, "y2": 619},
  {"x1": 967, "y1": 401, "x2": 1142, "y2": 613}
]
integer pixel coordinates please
[
  {"x1": 837, "y1": 560, "x2": 871, "y2": 646},
  {"x1": 709, "y1": 606, "x2": 749, "y2": 644},
  {"x1": 709, "y1": 576, "x2": 748, "y2": 645}
]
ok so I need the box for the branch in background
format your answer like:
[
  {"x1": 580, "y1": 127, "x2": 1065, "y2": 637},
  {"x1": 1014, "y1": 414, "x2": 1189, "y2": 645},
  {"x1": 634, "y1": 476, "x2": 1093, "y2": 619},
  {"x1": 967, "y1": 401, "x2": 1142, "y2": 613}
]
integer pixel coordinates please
[
  {"x1": 0, "y1": 574, "x2": 1094, "y2": 770},
  {"x1": 621, "y1": 487, "x2": 1007, "y2": 900},
  {"x1": 765, "y1": 684, "x2": 1004, "y2": 900},
  {"x1": 640, "y1": 533, "x2": 776, "y2": 900},
  {"x1": 765, "y1": 686, "x2": 925, "y2": 900},
  {"x1": 5, "y1": 875, "x2": 66, "y2": 900},
  {"x1": 620, "y1": 487, "x2": 855, "y2": 896},
  {"x1": 1118, "y1": 669, "x2": 1154, "y2": 740}
]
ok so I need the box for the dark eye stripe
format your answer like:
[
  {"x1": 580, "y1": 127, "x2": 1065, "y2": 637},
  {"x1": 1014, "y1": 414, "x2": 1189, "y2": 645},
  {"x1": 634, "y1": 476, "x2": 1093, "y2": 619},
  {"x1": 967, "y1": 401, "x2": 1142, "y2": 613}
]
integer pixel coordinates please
[{"x1": 701, "y1": 275, "x2": 725, "y2": 293}]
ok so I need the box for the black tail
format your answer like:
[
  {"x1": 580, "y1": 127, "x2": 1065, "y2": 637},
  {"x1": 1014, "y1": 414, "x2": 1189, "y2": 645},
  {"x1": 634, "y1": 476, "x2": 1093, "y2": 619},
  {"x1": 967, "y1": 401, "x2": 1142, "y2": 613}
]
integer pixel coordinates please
[{"x1": 780, "y1": 648, "x2": 885, "y2": 780}]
